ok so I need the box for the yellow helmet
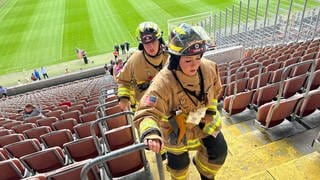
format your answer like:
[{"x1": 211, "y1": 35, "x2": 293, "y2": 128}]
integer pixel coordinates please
[
  {"x1": 168, "y1": 23, "x2": 210, "y2": 56},
  {"x1": 136, "y1": 22, "x2": 162, "y2": 44}
]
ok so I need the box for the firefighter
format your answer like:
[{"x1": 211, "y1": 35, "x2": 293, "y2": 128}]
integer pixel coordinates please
[
  {"x1": 133, "y1": 23, "x2": 228, "y2": 180},
  {"x1": 117, "y1": 21, "x2": 169, "y2": 111}
]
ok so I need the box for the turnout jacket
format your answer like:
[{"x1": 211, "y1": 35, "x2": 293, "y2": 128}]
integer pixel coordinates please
[
  {"x1": 134, "y1": 58, "x2": 222, "y2": 154},
  {"x1": 117, "y1": 50, "x2": 169, "y2": 102}
]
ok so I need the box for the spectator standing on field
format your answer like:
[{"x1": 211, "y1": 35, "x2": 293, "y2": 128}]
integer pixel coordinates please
[
  {"x1": 113, "y1": 50, "x2": 119, "y2": 60},
  {"x1": 41, "y1": 67, "x2": 49, "y2": 79},
  {"x1": 120, "y1": 43, "x2": 125, "y2": 54},
  {"x1": 114, "y1": 44, "x2": 120, "y2": 53},
  {"x1": 34, "y1": 69, "x2": 41, "y2": 80},
  {"x1": 125, "y1": 41, "x2": 130, "y2": 52},
  {"x1": 82, "y1": 50, "x2": 89, "y2": 64}
]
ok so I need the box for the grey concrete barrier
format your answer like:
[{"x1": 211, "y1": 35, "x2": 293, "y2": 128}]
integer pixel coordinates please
[{"x1": 7, "y1": 66, "x2": 106, "y2": 96}]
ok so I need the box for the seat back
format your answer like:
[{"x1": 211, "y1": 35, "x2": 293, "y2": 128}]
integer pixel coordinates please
[
  {"x1": 0, "y1": 158, "x2": 25, "y2": 180},
  {"x1": 40, "y1": 129, "x2": 73, "y2": 148},
  {"x1": 52, "y1": 118, "x2": 78, "y2": 133},
  {"x1": 23, "y1": 126, "x2": 52, "y2": 141},
  {"x1": 4, "y1": 139, "x2": 41, "y2": 158},
  {"x1": 296, "y1": 90, "x2": 320, "y2": 117},
  {"x1": 257, "y1": 95, "x2": 301, "y2": 128},
  {"x1": 2, "y1": 121, "x2": 23, "y2": 129},
  {"x1": 223, "y1": 91, "x2": 254, "y2": 115},
  {"x1": 104, "y1": 105, "x2": 128, "y2": 129},
  {"x1": 74, "y1": 122, "x2": 100, "y2": 139},
  {"x1": 52, "y1": 105, "x2": 69, "y2": 113},
  {"x1": 24, "y1": 116, "x2": 43, "y2": 124},
  {"x1": 283, "y1": 74, "x2": 307, "y2": 98},
  {"x1": 46, "y1": 110, "x2": 64, "y2": 120},
  {"x1": 37, "y1": 117, "x2": 58, "y2": 129},
  {"x1": 80, "y1": 112, "x2": 97, "y2": 123},
  {"x1": 310, "y1": 69, "x2": 320, "y2": 90},
  {"x1": 61, "y1": 110, "x2": 81, "y2": 123},
  {"x1": 0, "y1": 134, "x2": 25, "y2": 148},
  {"x1": 21, "y1": 147, "x2": 65, "y2": 173},
  {"x1": 83, "y1": 105, "x2": 98, "y2": 114},
  {"x1": 11, "y1": 123, "x2": 37, "y2": 134},
  {"x1": 0, "y1": 129, "x2": 13, "y2": 136},
  {"x1": 253, "y1": 83, "x2": 280, "y2": 106},
  {"x1": 69, "y1": 104, "x2": 85, "y2": 114},
  {"x1": 64, "y1": 136, "x2": 99, "y2": 162},
  {"x1": 47, "y1": 162, "x2": 99, "y2": 180}
]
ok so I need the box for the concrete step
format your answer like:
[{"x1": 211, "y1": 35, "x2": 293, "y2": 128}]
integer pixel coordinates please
[
  {"x1": 225, "y1": 129, "x2": 271, "y2": 156},
  {"x1": 215, "y1": 126, "x2": 320, "y2": 179},
  {"x1": 215, "y1": 139, "x2": 303, "y2": 179},
  {"x1": 243, "y1": 152, "x2": 320, "y2": 180}
]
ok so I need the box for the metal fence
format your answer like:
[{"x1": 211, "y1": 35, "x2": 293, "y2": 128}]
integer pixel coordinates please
[{"x1": 167, "y1": 0, "x2": 320, "y2": 49}]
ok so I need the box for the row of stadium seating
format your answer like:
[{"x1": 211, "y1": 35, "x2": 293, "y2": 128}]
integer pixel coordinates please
[
  {"x1": 0, "y1": 74, "x2": 163, "y2": 180},
  {"x1": 218, "y1": 39, "x2": 320, "y2": 136}
]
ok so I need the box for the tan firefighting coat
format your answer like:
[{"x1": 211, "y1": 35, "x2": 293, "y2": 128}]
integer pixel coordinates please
[
  {"x1": 134, "y1": 58, "x2": 222, "y2": 154},
  {"x1": 117, "y1": 50, "x2": 169, "y2": 102}
]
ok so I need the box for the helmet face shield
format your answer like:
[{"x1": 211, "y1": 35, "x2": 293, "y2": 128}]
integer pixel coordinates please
[
  {"x1": 140, "y1": 33, "x2": 157, "y2": 44},
  {"x1": 136, "y1": 22, "x2": 162, "y2": 44},
  {"x1": 168, "y1": 23, "x2": 210, "y2": 56},
  {"x1": 181, "y1": 41, "x2": 206, "y2": 56}
]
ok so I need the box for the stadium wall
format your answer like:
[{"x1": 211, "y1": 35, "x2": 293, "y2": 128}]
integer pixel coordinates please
[{"x1": 7, "y1": 67, "x2": 106, "y2": 96}]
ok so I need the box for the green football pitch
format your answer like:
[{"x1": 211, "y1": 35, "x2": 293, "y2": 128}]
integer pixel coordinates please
[{"x1": 0, "y1": 0, "x2": 319, "y2": 77}]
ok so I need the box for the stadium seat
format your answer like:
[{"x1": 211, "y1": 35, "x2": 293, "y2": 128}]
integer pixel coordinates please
[
  {"x1": 0, "y1": 148, "x2": 9, "y2": 160},
  {"x1": 23, "y1": 126, "x2": 52, "y2": 142},
  {"x1": 3, "y1": 139, "x2": 41, "y2": 158},
  {"x1": 223, "y1": 90, "x2": 254, "y2": 115},
  {"x1": 225, "y1": 78, "x2": 248, "y2": 96},
  {"x1": 11, "y1": 123, "x2": 37, "y2": 134},
  {"x1": 0, "y1": 158, "x2": 25, "y2": 180},
  {"x1": 310, "y1": 69, "x2": 320, "y2": 90},
  {"x1": 0, "y1": 129, "x2": 14, "y2": 136},
  {"x1": 74, "y1": 122, "x2": 101, "y2": 139},
  {"x1": 256, "y1": 94, "x2": 302, "y2": 128},
  {"x1": 276, "y1": 54, "x2": 290, "y2": 62},
  {"x1": 0, "y1": 151, "x2": 6, "y2": 161},
  {"x1": 80, "y1": 112, "x2": 97, "y2": 123},
  {"x1": 86, "y1": 100, "x2": 99, "y2": 107},
  {"x1": 64, "y1": 136, "x2": 99, "y2": 162},
  {"x1": 46, "y1": 162, "x2": 99, "y2": 180},
  {"x1": 52, "y1": 118, "x2": 78, "y2": 133},
  {"x1": 24, "y1": 116, "x2": 43, "y2": 124},
  {"x1": 83, "y1": 105, "x2": 98, "y2": 114},
  {"x1": 46, "y1": 110, "x2": 64, "y2": 120},
  {"x1": 2, "y1": 121, "x2": 23, "y2": 129},
  {"x1": 81, "y1": 130, "x2": 160, "y2": 179},
  {"x1": 252, "y1": 83, "x2": 280, "y2": 108},
  {"x1": 229, "y1": 71, "x2": 247, "y2": 82},
  {"x1": 0, "y1": 120, "x2": 14, "y2": 127},
  {"x1": 36, "y1": 117, "x2": 58, "y2": 129},
  {"x1": 270, "y1": 68, "x2": 285, "y2": 83},
  {"x1": 281, "y1": 57, "x2": 300, "y2": 68},
  {"x1": 283, "y1": 74, "x2": 308, "y2": 98},
  {"x1": 0, "y1": 134, "x2": 25, "y2": 148},
  {"x1": 248, "y1": 72, "x2": 270, "y2": 90},
  {"x1": 61, "y1": 110, "x2": 81, "y2": 123},
  {"x1": 69, "y1": 104, "x2": 85, "y2": 114},
  {"x1": 264, "y1": 61, "x2": 282, "y2": 72},
  {"x1": 40, "y1": 129, "x2": 73, "y2": 148},
  {"x1": 295, "y1": 89, "x2": 320, "y2": 117},
  {"x1": 53, "y1": 105, "x2": 69, "y2": 113},
  {"x1": 21, "y1": 146, "x2": 65, "y2": 174}
]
